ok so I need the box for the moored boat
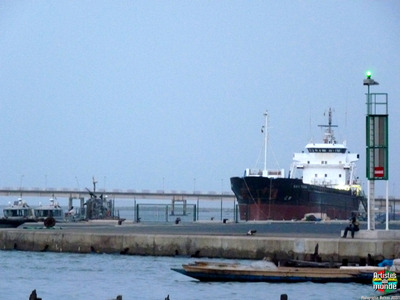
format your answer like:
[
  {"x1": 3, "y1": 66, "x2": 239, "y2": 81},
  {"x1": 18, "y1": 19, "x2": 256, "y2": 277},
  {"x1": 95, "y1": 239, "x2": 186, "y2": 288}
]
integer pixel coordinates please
[
  {"x1": 1, "y1": 198, "x2": 36, "y2": 228},
  {"x1": 230, "y1": 109, "x2": 366, "y2": 221},
  {"x1": 34, "y1": 197, "x2": 64, "y2": 222},
  {"x1": 172, "y1": 261, "x2": 386, "y2": 284}
]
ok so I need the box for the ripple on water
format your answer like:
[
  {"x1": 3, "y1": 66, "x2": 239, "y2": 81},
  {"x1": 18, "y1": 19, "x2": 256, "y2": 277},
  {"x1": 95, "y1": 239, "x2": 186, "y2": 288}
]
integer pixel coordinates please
[{"x1": 0, "y1": 251, "x2": 380, "y2": 300}]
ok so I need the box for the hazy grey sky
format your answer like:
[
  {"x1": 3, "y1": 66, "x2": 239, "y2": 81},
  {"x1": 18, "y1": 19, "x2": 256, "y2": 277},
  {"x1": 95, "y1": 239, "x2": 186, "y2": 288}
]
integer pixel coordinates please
[{"x1": 0, "y1": 1, "x2": 399, "y2": 196}]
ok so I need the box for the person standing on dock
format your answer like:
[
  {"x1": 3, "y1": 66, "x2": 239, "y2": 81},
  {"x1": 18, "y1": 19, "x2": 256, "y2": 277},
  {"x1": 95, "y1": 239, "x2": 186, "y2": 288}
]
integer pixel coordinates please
[{"x1": 342, "y1": 212, "x2": 360, "y2": 238}]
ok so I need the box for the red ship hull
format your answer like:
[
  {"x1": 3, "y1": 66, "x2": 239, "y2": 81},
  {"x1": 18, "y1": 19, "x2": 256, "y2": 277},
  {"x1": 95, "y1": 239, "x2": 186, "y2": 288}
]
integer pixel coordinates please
[{"x1": 231, "y1": 176, "x2": 363, "y2": 221}]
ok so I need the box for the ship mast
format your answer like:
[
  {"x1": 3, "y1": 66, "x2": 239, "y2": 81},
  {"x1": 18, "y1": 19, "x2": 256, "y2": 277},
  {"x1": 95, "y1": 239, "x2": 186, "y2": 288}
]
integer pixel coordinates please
[
  {"x1": 318, "y1": 108, "x2": 337, "y2": 144},
  {"x1": 263, "y1": 111, "x2": 268, "y2": 171}
]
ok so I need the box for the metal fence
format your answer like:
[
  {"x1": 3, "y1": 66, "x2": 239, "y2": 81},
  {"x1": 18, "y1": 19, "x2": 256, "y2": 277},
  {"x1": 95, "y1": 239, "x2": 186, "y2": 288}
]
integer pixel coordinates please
[
  {"x1": 114, "y1": 203, "x2": 239, "y2": 223},
  {"x1": 135, "y1": 204, "x2": 196, "y2": 223}
]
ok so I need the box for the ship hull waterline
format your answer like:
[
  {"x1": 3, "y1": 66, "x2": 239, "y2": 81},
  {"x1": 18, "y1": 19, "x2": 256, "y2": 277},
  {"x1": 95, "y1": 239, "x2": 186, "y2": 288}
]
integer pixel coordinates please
[{"x1": 230, "y1": 176, "x2": 363, "y2": 221}]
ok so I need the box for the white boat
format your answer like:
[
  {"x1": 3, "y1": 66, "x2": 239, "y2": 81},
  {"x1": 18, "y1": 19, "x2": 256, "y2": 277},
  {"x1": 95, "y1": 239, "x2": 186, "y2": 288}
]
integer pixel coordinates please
[
  {"x1": 3, "y1": 198, "x2": 35, "y2": 220},
  {"x1": 34, "y1": 198, "x2": 64, "y2": 222},
  {"x1": 1, "y1": 198, "x2": 36, "y2": 227}
]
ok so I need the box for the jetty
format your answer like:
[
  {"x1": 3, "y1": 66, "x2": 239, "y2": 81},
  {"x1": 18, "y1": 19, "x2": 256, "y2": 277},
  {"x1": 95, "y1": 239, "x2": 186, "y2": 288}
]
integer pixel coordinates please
[{"x1": 1, "y1": 221, "x2": 400, "y2": 265}]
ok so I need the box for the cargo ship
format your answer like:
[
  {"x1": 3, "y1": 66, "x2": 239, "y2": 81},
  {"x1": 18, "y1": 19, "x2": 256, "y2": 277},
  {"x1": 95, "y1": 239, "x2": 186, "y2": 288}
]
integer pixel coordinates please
[{"x1": 230, "y1": 109, "x2": 366, "y2": 221}]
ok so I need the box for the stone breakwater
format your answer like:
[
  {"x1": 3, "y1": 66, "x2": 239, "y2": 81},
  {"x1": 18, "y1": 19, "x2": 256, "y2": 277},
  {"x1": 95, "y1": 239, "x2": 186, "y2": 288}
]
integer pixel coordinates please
[{"x1": 1, "y1": 228, "x2": 399, "y2": 264}]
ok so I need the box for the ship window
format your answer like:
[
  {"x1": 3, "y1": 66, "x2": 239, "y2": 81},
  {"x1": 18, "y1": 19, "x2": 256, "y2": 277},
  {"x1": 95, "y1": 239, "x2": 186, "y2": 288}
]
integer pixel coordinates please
[
  {"x1": 307, "y1": 161, "x2": 310, "y2": 164},
  {"x1": 308, "y1": 148, "x2": 346, "y2": 153},
  {"x1": 321, "y1": 161, "x2": 324, "y2": 164},
  {"x1": 315, "y1": 174, "x2": 318, "y2": 177},
  {"x1": 339, "y1": 174, "x2": 342, "y2": 178},
  {"x1": 325, "y1": 174, "x2": 327, "y2": 177}
]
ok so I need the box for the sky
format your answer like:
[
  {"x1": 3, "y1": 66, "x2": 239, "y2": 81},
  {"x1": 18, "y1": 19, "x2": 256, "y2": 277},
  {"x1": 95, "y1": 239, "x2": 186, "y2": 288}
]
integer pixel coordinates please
[{"x1": 0, "y1": 1, "x2": 399, "y2": 197}]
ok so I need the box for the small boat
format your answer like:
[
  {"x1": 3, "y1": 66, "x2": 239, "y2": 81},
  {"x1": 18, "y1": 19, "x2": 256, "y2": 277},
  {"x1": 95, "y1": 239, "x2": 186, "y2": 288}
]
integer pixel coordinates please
[
  {"x1": 172, "y1": 261, "x2": 387, "y2": 284},
  {"x1": 1, "y1": 198, "x2": 36, "y2": 228},
  {"x1": 34, "y1": 198, "x2": 64, "y2": 222}
]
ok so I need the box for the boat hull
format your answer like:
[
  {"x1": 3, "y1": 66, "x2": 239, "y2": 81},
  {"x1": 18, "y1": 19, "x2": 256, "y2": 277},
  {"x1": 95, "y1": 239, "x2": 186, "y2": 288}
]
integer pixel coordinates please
[
  {"x1": 0, "y1": 218, "x2": 37, "y2": 228},
  {"x1": 230, "y1": 176, "x2": 363, "y2": 221},
  {"x1": 172, "y1": 262, "x2": 380, "y2": 284}
]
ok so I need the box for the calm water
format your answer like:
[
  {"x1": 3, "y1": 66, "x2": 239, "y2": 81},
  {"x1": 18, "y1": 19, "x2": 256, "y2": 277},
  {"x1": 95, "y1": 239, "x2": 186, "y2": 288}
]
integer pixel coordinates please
[{"x1": 0, "y1": 251, "x2": 381, "y2": 300}]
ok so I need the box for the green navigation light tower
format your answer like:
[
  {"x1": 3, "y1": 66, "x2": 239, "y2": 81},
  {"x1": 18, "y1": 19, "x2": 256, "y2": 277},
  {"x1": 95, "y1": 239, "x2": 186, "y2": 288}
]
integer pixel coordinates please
[{"x1": 363, "y1": 71, "x2": 389, "y2": 230}]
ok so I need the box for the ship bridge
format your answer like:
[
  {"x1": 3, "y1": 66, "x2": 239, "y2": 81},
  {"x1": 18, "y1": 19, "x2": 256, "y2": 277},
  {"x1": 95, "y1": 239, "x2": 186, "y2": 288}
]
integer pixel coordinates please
[
  {"x1": 306, "y1": 144, "x2": 347, "y2": 154},
  {"x1": 291, "y1": 141, "x2": 360, "y2": 187}
]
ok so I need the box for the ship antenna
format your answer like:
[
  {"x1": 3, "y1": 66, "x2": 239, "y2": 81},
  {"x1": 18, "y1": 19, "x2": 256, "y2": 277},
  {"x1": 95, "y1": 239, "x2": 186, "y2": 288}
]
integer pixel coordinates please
[
  {"x1": 92, "y1": 176, "x2": 97, "y2": 193},
  {"x1": 263, "y1": 111, "x2": 268, "y2": 171},
  {"x1": 318, "y1": 108, "x2": 337, "y2": 144}
]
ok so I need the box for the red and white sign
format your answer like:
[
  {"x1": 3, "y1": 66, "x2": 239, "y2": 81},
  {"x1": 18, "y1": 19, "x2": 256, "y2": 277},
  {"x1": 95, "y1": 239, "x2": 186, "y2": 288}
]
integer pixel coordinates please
[{"x1": 374, "y1": 167, "x2": 385, "y2": 178}]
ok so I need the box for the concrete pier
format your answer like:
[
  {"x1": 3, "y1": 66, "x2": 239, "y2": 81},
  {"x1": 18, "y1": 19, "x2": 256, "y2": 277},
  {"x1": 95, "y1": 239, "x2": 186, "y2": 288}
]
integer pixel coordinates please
[{"x1": 1, "y1": 222, "x2": 400, "y2": 264}]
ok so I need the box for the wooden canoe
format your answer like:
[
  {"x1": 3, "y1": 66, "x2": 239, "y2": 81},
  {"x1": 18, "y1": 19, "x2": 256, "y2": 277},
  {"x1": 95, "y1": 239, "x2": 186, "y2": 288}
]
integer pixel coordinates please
[{"x1": 172, "y1": 261, "x2": 386, "y2": 284}]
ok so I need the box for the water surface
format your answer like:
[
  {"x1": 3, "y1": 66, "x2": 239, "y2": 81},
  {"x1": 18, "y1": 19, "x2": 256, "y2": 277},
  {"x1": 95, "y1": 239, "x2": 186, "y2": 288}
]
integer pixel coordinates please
[{"x1": 0, "y1": 251, "x2": 381, "y2": 299}]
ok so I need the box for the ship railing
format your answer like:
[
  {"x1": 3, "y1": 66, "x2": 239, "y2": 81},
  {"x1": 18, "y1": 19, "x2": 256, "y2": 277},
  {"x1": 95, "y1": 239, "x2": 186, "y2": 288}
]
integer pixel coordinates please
[{"x1": 244, "y1": 168, "x2": 263, "y2": 176}]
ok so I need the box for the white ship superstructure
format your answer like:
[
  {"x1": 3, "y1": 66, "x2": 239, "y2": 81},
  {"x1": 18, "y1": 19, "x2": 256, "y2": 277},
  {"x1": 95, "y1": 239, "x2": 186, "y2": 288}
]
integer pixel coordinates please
[{"x1": 290, "y1": 108, "x2": 361, "y2": 194}]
